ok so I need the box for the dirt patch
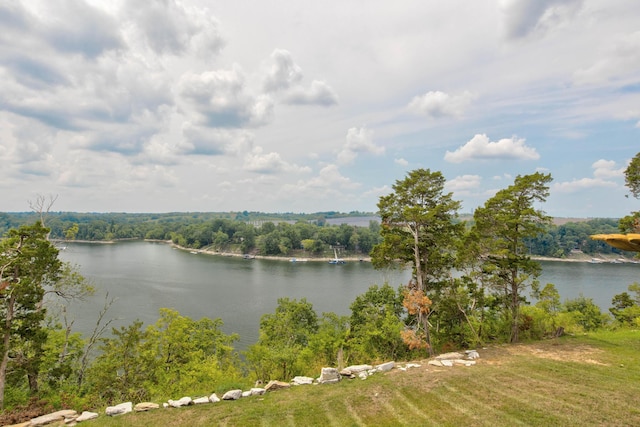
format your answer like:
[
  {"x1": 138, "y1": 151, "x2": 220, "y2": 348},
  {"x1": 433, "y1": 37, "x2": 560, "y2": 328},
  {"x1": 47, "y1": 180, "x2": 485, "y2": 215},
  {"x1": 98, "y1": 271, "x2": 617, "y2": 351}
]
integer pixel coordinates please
[{"x1": 500, "y1": 342, "x2": 608, "y2": 365}]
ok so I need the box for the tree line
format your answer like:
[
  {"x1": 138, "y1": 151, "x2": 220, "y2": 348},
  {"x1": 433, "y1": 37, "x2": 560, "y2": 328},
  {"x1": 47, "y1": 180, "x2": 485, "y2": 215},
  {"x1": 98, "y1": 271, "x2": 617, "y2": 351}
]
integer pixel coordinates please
[{"x1": 0, "y1": 212, "x2": 629, "y2": 259}]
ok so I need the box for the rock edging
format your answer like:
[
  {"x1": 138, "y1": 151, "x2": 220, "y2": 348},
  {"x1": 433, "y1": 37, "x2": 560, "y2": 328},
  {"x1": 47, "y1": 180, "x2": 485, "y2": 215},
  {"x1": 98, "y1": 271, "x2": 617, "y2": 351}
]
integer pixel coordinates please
[{"x1": 9, "y1": 351, "x2": 480, "y2": 426}]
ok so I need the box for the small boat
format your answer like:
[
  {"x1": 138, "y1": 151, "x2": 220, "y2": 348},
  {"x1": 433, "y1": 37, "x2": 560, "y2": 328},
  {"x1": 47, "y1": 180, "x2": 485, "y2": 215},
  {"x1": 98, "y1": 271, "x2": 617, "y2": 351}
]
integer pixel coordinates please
[
  {"x1": 329, "y1": 248, "x2": 345, "y2": 264},
  {"x1": 589, "y1": 258, "x2": 604, "y2": 264}
]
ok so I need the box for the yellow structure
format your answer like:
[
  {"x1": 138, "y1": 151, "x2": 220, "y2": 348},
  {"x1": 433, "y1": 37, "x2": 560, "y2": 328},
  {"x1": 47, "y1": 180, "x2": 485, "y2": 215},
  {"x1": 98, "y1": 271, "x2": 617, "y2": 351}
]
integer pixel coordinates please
[{"x1": 590, "y1": 233, "x2": 640, "y2": 252}]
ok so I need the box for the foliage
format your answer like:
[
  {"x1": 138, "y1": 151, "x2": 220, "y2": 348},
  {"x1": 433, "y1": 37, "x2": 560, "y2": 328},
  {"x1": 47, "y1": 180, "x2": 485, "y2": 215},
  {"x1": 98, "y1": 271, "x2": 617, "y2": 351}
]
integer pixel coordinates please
[
  {"x1": 246, "y1": 298, "x2": 318, "y2": 381},
  {"x1": 371, "y1": 169, "x2": 463, "y2": 353},
  {"x1": 347, "y1": 284, "x2": 408, "y2": 362},
  {"x1": 0, "y1": 223, "x2": 62, "y2": 408},
  {"x1": 469, "y1": 172, "x2": 553, "y2": 343},
  {"x1": 563, "y1": 296, "x2": 608, "y2": 331},
  {"x1": 85, "y1": 309, "x2": 240, "y2": 404},
  {"x1": 610, "y1": 283, "x2": 640, "y2": 325},
  {"x1": 625, "y1": 151, "x2": 640, "y2": 199}
]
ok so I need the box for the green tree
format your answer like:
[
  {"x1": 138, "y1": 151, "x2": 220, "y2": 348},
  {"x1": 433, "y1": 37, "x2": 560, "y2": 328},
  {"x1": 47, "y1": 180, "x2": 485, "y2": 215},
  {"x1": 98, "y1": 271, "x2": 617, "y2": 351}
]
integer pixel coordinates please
[
  {"x1": 371, "y1": 169, "x2": 463, "y2": 354},
  {"x1": 625, "y1": 151, "x2": 640, "y2": 199},
  {"x1": 143, "y1": 308, "x2": 239, "y2": 397},
  {"x1": 86, "y1": 321, "x2": 149, "y2": 403},
  {"x1": 246, "y1": 298, "x2": 318, "y2": 381},
  {"x1": 347, "y1": 284, "x2": 406, "y2": 362},
  {"x1": 470, "y1": 172, "x2": 553, "y2": 343},
  {"x1": 0, "y1": 223, "x2": 61, "y2": 409}
]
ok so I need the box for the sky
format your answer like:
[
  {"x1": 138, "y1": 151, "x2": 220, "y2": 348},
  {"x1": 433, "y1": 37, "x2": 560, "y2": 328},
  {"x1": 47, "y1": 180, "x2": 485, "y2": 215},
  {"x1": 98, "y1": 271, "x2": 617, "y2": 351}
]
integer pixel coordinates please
[{"x1": 1, "y1": 0, "x2": 639, "y2": 218}]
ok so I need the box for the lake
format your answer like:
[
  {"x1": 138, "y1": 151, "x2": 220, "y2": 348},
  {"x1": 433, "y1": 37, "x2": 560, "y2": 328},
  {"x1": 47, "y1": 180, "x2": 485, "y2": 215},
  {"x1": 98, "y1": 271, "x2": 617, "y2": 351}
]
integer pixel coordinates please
[{"x1": 58, "y1": 241, "x2": 639, "y2": 350}]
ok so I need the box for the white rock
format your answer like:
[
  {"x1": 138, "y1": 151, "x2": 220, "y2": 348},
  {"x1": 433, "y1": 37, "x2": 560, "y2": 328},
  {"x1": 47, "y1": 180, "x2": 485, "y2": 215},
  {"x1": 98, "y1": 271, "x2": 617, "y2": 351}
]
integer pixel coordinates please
[
  {"x1": 168, "y1": 397, "x2": 193, "y2": 408},
  {"x1": 209, "y1": 393, "x2": 221, "y2": 403},
  {"x1": 193, "y1": 397, "x2": 210, "y2": 404},
  {"x1": 250, "y1": 388, "x2": 266, "y2": 396},
  {"x1": 466, "y1": 350, "x2": 480, "y2": 359},
  {"x1": 358, "y1": 371, "x2": 368, "y2": 380},
  {"x1": 436, "y1": 352, "x2": 464, "y2": 360},
  {"x1": 340, "y1": 364, "x2": 373, "y2": 375},
  {"x1": 406, "y1": 363, "x2": 421, "y2": 369},
  {"x1": 76, "y1": 411, "x2": 99, "y2": 422},
  {"x1": 242, "y1": 391, "x2": 251, "y2": 397},
  {"x1": 318, "y1": 367, "x2": 341, "y2": 384},
  {"x1": 134, "y1": 402, "x2": 159, "y2": 412},
  {"x1": 31, "y1": 410, "x2": 78, "y2": 425},
  {"x1": 291, "y1": 376, "x2": 314, "y2": 385},
  {"x1": 453, "y1": 359, "x2": 476, "y2": 366},
  {"x1": 376, "y1": 361, "x2": 395, "y2": 372},
  {"x1": 440, "y1": 359, "x2": 454, "y2": 367},
  {"x1": 428, "y1": 360, "x2": 443, "y2": 367},
  {"x1": 106, "y1": 402, "x2": 132, "y2": 416},
  {"x1": 222, "y1": 389, "x2": 243, "y2": 400}
]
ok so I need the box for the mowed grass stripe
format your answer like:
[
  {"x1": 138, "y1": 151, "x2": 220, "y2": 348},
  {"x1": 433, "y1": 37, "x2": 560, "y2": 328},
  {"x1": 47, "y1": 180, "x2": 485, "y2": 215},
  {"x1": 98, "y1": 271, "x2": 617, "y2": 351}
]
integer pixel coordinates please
[
  {"x1": 482, "y1": 353, "x2": 640, "y2": 425},
  {"x1": 439, "y1": 383, "x2": 529, "y2": 426},
  {"x1": 390, "y1": 389, "x2": 431, "y2": 423},
  {"x1": 468, "y1": 375, "x2": 580, "y2": 426},
  {"x1": 320, "y1": 399, "x2": 359, "y2": 427}
]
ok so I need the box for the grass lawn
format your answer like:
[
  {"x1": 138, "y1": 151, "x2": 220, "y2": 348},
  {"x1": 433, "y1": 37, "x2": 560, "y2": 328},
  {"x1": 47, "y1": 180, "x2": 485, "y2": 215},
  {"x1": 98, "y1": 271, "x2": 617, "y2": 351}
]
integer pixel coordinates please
[{"x1": 80, "y1": 329, "x2": 640, "y2": 426}]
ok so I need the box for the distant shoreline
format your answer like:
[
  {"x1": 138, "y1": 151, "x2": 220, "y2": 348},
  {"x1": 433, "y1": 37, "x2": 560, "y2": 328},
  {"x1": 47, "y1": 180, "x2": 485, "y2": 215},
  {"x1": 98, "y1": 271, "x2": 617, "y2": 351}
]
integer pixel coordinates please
[{"x1": 56, "y1": 239, "x2": 638, "y2": 265}]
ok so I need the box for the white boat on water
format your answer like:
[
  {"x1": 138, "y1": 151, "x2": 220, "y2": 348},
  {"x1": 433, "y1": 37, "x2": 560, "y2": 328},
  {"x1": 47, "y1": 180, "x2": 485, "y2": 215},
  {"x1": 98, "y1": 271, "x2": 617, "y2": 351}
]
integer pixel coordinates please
[{"x1": 329, "y1": 248, "x2": 345, "y2": 264}]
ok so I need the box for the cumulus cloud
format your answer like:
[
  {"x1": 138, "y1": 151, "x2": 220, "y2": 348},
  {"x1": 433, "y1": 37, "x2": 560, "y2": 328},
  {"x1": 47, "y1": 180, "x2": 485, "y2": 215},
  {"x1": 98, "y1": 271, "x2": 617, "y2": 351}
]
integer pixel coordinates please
[
  {"x1": 262, "y1": 50, "x2": 338, "y2": 106},
  {"x1": 337, "y1": 127, "x2": 385, "y2": 165},
  {"x1": 178, "y1": 123, "x2": 253, "y2": 156},
  {"x1": 445, "y1": 175, "x2": 482, "y2": 193},
  {"x1": 592, "y1": 159, "x2": 625, "y2": 179},
  {"x1": 243, "y1": 146, "x2": 310, "y2": 174},
  {"x1": 395, "y1": 158, "x2": 408, "y2": 166},
  {"x1": 500, "y1": 0, "x2": 584, "y2": 40},
  {"x1": 284, "y1": 164, "x2": 361, "y2": 194},
  {"x1": 178, "y1": 66, "x2": 274, "y2": 128},
  {"x1": 407, "y1": 91, "x2": 474, "y2": 119},
  {"x1": 285, "y1": 80, "x2": 338, "y2": 106},
  {"x1": 263, "y1": 49, "x2": 303, "y2": 92},
  {"x1": 444, "y1": 134, "x2": 540, "y2": 163},
  {"x1": 120, "y1": 0, "x2": 224, "y2": 56},
  {"x1": 552, "y1": 159, "x2": 623, "y2": 193}
]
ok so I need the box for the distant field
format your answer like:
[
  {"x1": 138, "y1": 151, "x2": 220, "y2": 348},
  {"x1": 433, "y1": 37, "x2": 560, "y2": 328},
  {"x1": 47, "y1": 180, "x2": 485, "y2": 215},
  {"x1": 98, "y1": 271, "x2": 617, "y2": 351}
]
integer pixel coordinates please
[{"x1": 89, "y1": 329, "x2": 640, "y2": 426}]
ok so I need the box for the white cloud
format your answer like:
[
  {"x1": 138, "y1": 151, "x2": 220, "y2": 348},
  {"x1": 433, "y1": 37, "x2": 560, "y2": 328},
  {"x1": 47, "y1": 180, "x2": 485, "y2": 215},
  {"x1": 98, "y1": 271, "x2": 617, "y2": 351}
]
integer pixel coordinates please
[
  {"x1": 444, "y1": 134, "x2": 540, "y2": 163},
  {"x1": 285, "y1": 80, "x2": 338, "y2": 106},
  {"x1": 500, "y1": 0, "x2": 584, "y2": 40},
  {"x1": 283, "y1": 164, "x2": 361, "y2": 194},
  {"x1": 445, "y1": 175, "x2": 482, "y2": 193},
  {"x1": 394, "y1": 158, "x2": 408, "y2": 166},
  {"x1": 592, "y1": 159, "x2": 625, "y2": 179},
  {"x1": 262, "y1": 49, "x2": 338, "y2": 106},
  {"x1": 337, "y1": 127, "x2": 385, "y2": 165},
  {"x1": 552, "y1": 159, "x2": 623, "y2": 193},
  {"x1": 573, "y1": 31, "x2": 640, "y2": 86},
  {"x1": 120, "y1": 0, "x2": 224, "y2": 56},
  {"x1": 407, "y1": 91, "x2": 474, "y2": 119},
  {"x1": 552, "y1": 177, "x2": 617, "y2": 193},
  {"x1": 243, "y1": 146, "x2": 310, "y2": 174},
  {"x1": 177, "y1": 66, "x2": 274, "y2": 128},
  {"x1": 178, "y1": 123, "x2": 253, "y2": 156},
  {"x1": 263, "y1": 49, "x2": 303, "y2": 92}
]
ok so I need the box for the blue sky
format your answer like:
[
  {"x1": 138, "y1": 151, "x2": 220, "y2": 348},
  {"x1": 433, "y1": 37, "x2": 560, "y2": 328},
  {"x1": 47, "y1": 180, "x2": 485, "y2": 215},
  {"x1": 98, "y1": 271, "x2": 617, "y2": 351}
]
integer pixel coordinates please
[{"x1": 1, "y1": 0, "x2": 639, "y2": 217}]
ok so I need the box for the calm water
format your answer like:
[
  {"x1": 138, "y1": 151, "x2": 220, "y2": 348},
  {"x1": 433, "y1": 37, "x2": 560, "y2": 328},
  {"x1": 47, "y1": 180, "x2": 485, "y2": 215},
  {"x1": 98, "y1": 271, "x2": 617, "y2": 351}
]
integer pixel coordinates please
[{"x1": 58, "y1": 241, "x2": 639, "y2": 350}]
